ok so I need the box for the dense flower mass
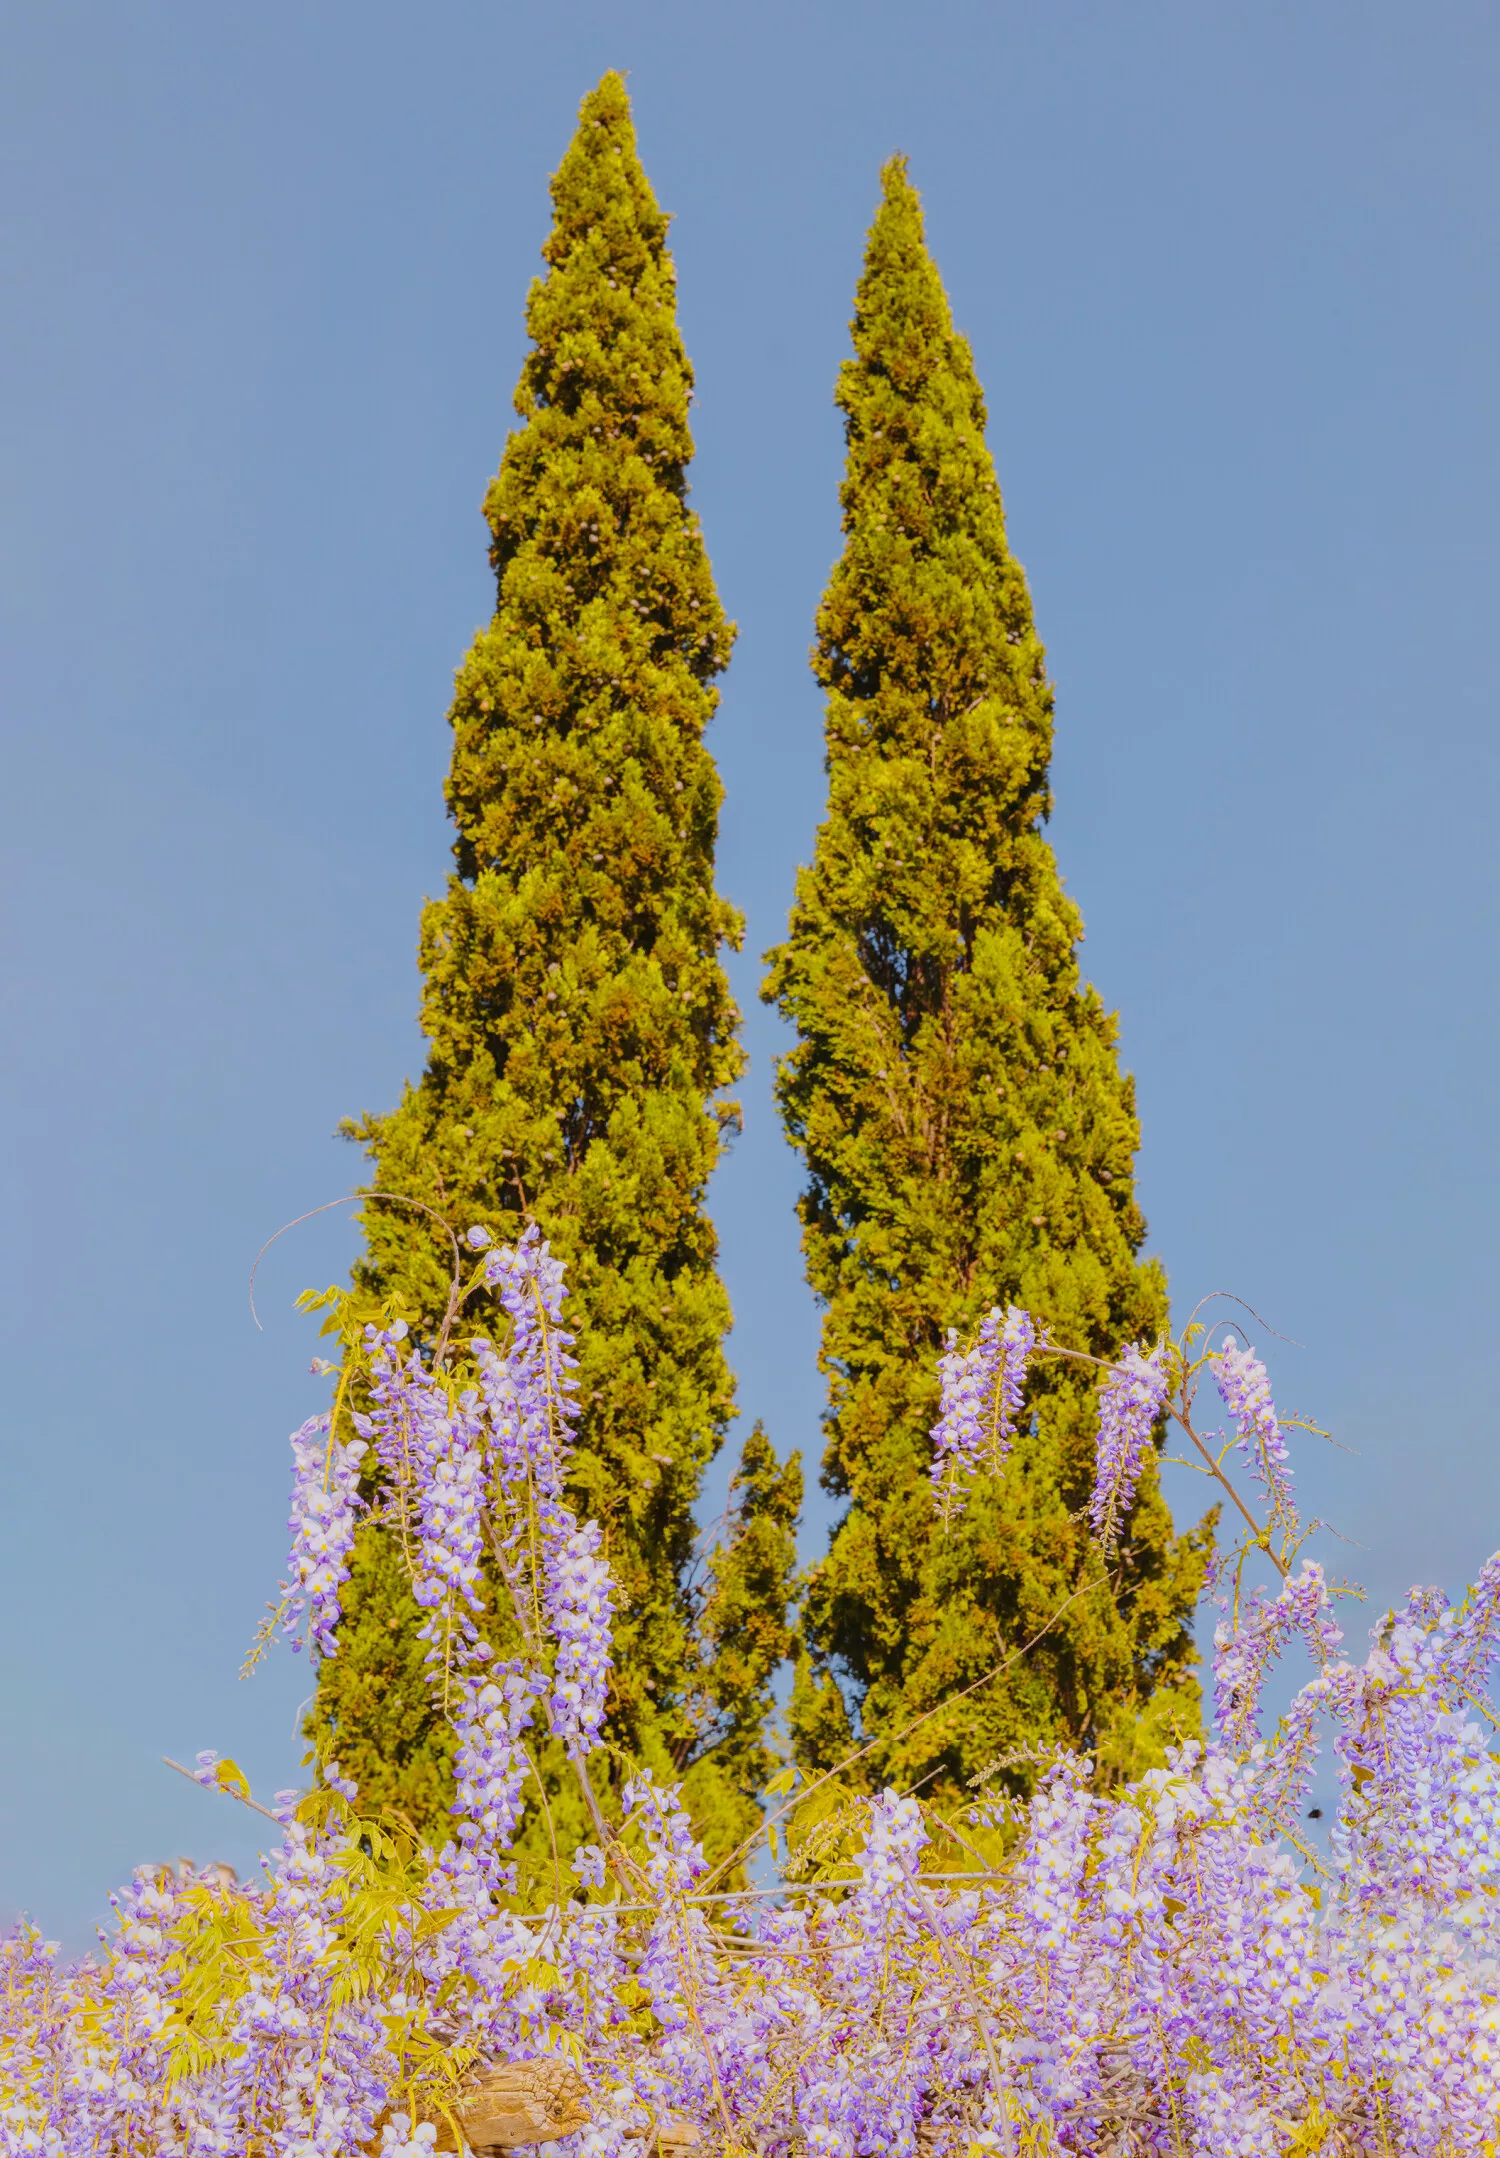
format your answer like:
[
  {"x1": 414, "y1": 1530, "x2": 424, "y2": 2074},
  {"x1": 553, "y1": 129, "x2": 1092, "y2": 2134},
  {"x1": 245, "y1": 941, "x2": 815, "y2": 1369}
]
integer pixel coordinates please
[{"x1": 6, "y1": 1248, "x2": 1500, "y2": 2156}]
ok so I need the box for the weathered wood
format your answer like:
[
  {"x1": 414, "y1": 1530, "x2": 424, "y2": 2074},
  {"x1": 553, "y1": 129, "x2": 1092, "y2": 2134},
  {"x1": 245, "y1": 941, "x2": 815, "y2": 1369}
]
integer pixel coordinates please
[
  {"x1": 458, "y1": 2058, "x2": 593, "y2": 2153},
  {"x1": 652, "y1": 2114, "x2": 702, "y2": 2158}
]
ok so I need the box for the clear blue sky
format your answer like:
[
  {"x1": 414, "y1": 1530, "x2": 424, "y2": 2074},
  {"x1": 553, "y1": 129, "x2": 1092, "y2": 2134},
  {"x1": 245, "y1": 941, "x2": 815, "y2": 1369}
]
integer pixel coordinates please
[{"x1": 4, "y1": 0, "x2": 1498, "y2": 1946}]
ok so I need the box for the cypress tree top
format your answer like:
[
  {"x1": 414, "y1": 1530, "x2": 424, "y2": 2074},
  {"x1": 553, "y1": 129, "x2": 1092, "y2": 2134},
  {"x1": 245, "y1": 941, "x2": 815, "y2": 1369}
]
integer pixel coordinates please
[
  {"x1": 313, "y1": 75, "x2": 795, "y2": 1861},
  {"x1": 766, "y1": 159, "x2": 1207, "y2": 1797}
]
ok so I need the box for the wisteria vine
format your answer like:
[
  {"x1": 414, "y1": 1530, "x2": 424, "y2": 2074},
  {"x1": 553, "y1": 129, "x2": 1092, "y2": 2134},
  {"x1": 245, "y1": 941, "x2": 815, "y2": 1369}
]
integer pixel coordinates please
[{"x1": 5, "y1": 1245, "x2": 1500, "y2": 2158}]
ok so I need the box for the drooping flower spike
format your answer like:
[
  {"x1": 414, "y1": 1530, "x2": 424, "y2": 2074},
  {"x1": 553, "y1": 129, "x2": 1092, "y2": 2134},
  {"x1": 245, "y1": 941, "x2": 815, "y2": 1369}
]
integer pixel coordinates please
[
  {"x1": 1214, "y1": 1330, "x2": 1297, "y2": 1529},
  {"x1": 280, "y1": 1412, "x2": 367, "y2": 1658},
  {"x1": 930, "y1": 1304, "x2": 1037, "y2": 1516},
  {"x1": 1088, "y1": 1340, "x2": 1171, "y2": 1549}
]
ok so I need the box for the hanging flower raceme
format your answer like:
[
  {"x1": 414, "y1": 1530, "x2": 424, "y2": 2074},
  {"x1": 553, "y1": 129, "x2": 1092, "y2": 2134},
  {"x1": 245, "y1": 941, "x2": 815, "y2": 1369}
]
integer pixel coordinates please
[
  {"x1": 356, "y1": 1327, "x2": 489, "y2": 1680},
  {"x1": 1213, "y1": 1558, "x2": 1343, "y2": 1751},
  {"x1": 1088, "y1": 1340, "x2": 1170, "y2": 1548},
  {"x1": 450, "y1": 1658, "x2": 546, "y2": 1893},
  {"x1": 930, "y1": 1304, "x2": 1037, "y2": 1517},
  {"x1": 280, "y1": 1412, "x2": 367, "y2": 1658},
  {"x1": 472, "y1": 1230, "x2": 573, "y2": 1503},
  {"x1": 544, "y1": 1515, "x2": 615, "y2": 1758},
  {"x1": 1214, "y1": 1331, "x2": 1297, "y2": 1528},
  {"x1": 412, "y1": 1387, "x2": 488, "y2": 1617},
  {"x1": 471, "y1": 1224, "x2": 616, "y2": 1759},
  {"x1": 836, "y1": 1789, "x2": 929, "y2": 1995},
  {"x1": 480, "y1": 1223, "x2": 579, "y2": 1507}
]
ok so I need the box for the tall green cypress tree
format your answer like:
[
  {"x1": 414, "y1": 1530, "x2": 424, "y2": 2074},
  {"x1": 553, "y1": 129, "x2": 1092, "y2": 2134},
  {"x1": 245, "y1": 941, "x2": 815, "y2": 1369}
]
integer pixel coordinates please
[
  {"x1": 312, "y1": 74, "x2": 795, "y2": 1863},
  {"x1": 765, "y1": 159, "x2": 1208, "y2": 1801}
]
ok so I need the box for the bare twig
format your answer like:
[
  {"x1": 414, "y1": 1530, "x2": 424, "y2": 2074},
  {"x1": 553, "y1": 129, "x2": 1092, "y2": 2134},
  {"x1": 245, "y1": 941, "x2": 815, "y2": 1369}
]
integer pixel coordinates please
[
  {"x1": 248, "y1": 1192, "x2": 463, "y2": 1333},
  {"x1": 163, "y1": 1756, "x2": 282, "y2": 1826}
]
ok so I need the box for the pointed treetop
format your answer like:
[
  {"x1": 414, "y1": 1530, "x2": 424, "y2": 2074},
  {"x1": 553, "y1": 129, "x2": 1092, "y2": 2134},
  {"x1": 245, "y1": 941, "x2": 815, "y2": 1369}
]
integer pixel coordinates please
[
  {"x1": 495, "y1": 71, "x2": 699, "y2": 544},
  {"x1": 849, "y1": 155, "x2": 966, "y2": 395},
  {"x1": 819, "y1": 154, "x2": 1044, "y2": 814},
  {"x1": 544, "y1": 72, "x2": 669, "y2": 271}
]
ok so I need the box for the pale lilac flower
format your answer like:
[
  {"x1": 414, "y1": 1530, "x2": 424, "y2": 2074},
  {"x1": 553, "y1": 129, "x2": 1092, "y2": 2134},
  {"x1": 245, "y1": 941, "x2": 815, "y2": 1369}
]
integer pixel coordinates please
[
  {"x1": 573, "y1": 1843, "x2": 609, "y2": 1891},
  {"x1": 623, "y1": 1770, "x2": 707, "y2": 1898},
  {"x1": 623, "y1": 1773, "x2": 722, "y2": 2036},
  {"x1": 358, "y1": 1336, "x2": 487, "y2": 1677},
  {"x1": 856, "y1": 1789, "x2": 928, "y2": 1904},
  {"x1": 1433, "y1": 1545, "x2": 1500, "y2": 1699},
  {"x1": 381, "y1": 2116, "x2": 438, "y2": 2155},
  {"x1": 842, "y1": 1790, "x2": 929, "y2": 1990},
  {"x1": 1012, "y1": 1758, "x2": 1093, "y2": 1960},
  {"x1": 474, "y1": 1226, "x2": 615, "y2": 1756}
]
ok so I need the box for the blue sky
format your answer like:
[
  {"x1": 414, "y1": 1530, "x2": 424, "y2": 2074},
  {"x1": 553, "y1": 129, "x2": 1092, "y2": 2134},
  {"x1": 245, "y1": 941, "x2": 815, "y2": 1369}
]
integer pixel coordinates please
[{"x1": 3, "y1": 0, "x2": 1498, "y2": 1944}]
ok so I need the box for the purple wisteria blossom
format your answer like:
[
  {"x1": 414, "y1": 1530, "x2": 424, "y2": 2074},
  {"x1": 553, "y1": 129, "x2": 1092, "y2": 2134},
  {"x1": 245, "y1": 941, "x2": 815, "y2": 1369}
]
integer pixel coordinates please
[
  {"x1": 1214, "y1": 1330, "x2": 1297, "y2": 1526},
  {"x1": 1087, "y1": 1341, "x2": 1169, "y2": 1548},
  {"x1": 545, "y1": 1515, "x2": 615, "y2": 1756},
  {"x1": 451, "y1": 1657, "x2": 546, "y2": 1892},
  {"x1": 622, "y1": 1772, "x2": 724, "y2": 2044},
  {"x1": 573, "y1": 1841, "x2": 609, "y2": 1891},
  {"x1": 837, "y1": 1789, "x2": 930, "y2": 1997},
  {"x1": 1213, "y1": 1557, "x2": 1343, "y2": 1750},
  {"x1": 356, "y1": 1332, "x2": 488, "y2": 1679},
  {"x1": 474, "y1": 1225, "x2": 615, "y2": 1757},
  {"x1": 280, "y1": 1413, "x2": 367, "y2": 1658},
  {"x1": 930, "y1": 1304, "x2": 1037, "y2": 1517},
  {"x1": 411, "y1": 1388, "x2": 488, "y2": 1618},
  {"x1": 1426, "y1": 1543, "x2": 1500, "y2": 1700},
  {"x1": 624, "y1": 1770, "x2": 709, "y2": 1899}
]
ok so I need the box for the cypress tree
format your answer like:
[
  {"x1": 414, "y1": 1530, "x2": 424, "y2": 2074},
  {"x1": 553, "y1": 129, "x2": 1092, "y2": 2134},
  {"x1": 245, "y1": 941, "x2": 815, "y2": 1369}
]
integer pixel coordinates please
[
  {"x1": 765, "y1": 159, "x2": 1208, "y2": 1801},
  {"x1": 685, "y1": 1423, "x2": 803, "y2": 1814},
  {"x1": 312, "y1": 74, "x2": 795, "y2": 1864}
]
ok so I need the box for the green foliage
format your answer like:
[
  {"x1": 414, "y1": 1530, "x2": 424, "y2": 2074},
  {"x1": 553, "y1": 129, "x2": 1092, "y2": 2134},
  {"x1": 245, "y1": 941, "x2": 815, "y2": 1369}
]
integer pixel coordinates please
[
  {"x1": 313, "y1": 73, "x2": 797, "y2": 1850},
  {"x1": 311, "y1": 1526, "x2": 458, "y2": 1838},
  {"x1": 763, "y1": 158, "x2": 1209, "y2": 1802},
  {"x1": 679, "y1": 1423, "x2": 802, "y2": 1863}
]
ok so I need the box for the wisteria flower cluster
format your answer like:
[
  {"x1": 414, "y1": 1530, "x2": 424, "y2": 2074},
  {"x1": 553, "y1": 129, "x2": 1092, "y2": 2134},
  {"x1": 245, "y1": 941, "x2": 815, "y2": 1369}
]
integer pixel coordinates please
[
  {"x1": 280, "y1": 1412, "x2": 367, "y2": 1658},
  {"x1": 355, "y1": 1321, "x2": 491, "y2": 1689},
  {"x1": 6, "y1": 1255, "x2": 1500, "y2": 2157},
  {"x1": 1215, "y1": 1329, "x2": 1298, "y2": 1526},
  {"x1": 930, "y1": 1305, "x2": 1038, "y2": 1519},
  {"x1": 1087, "y1": 1340, "x2": 1171, "y2": 1547}
]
